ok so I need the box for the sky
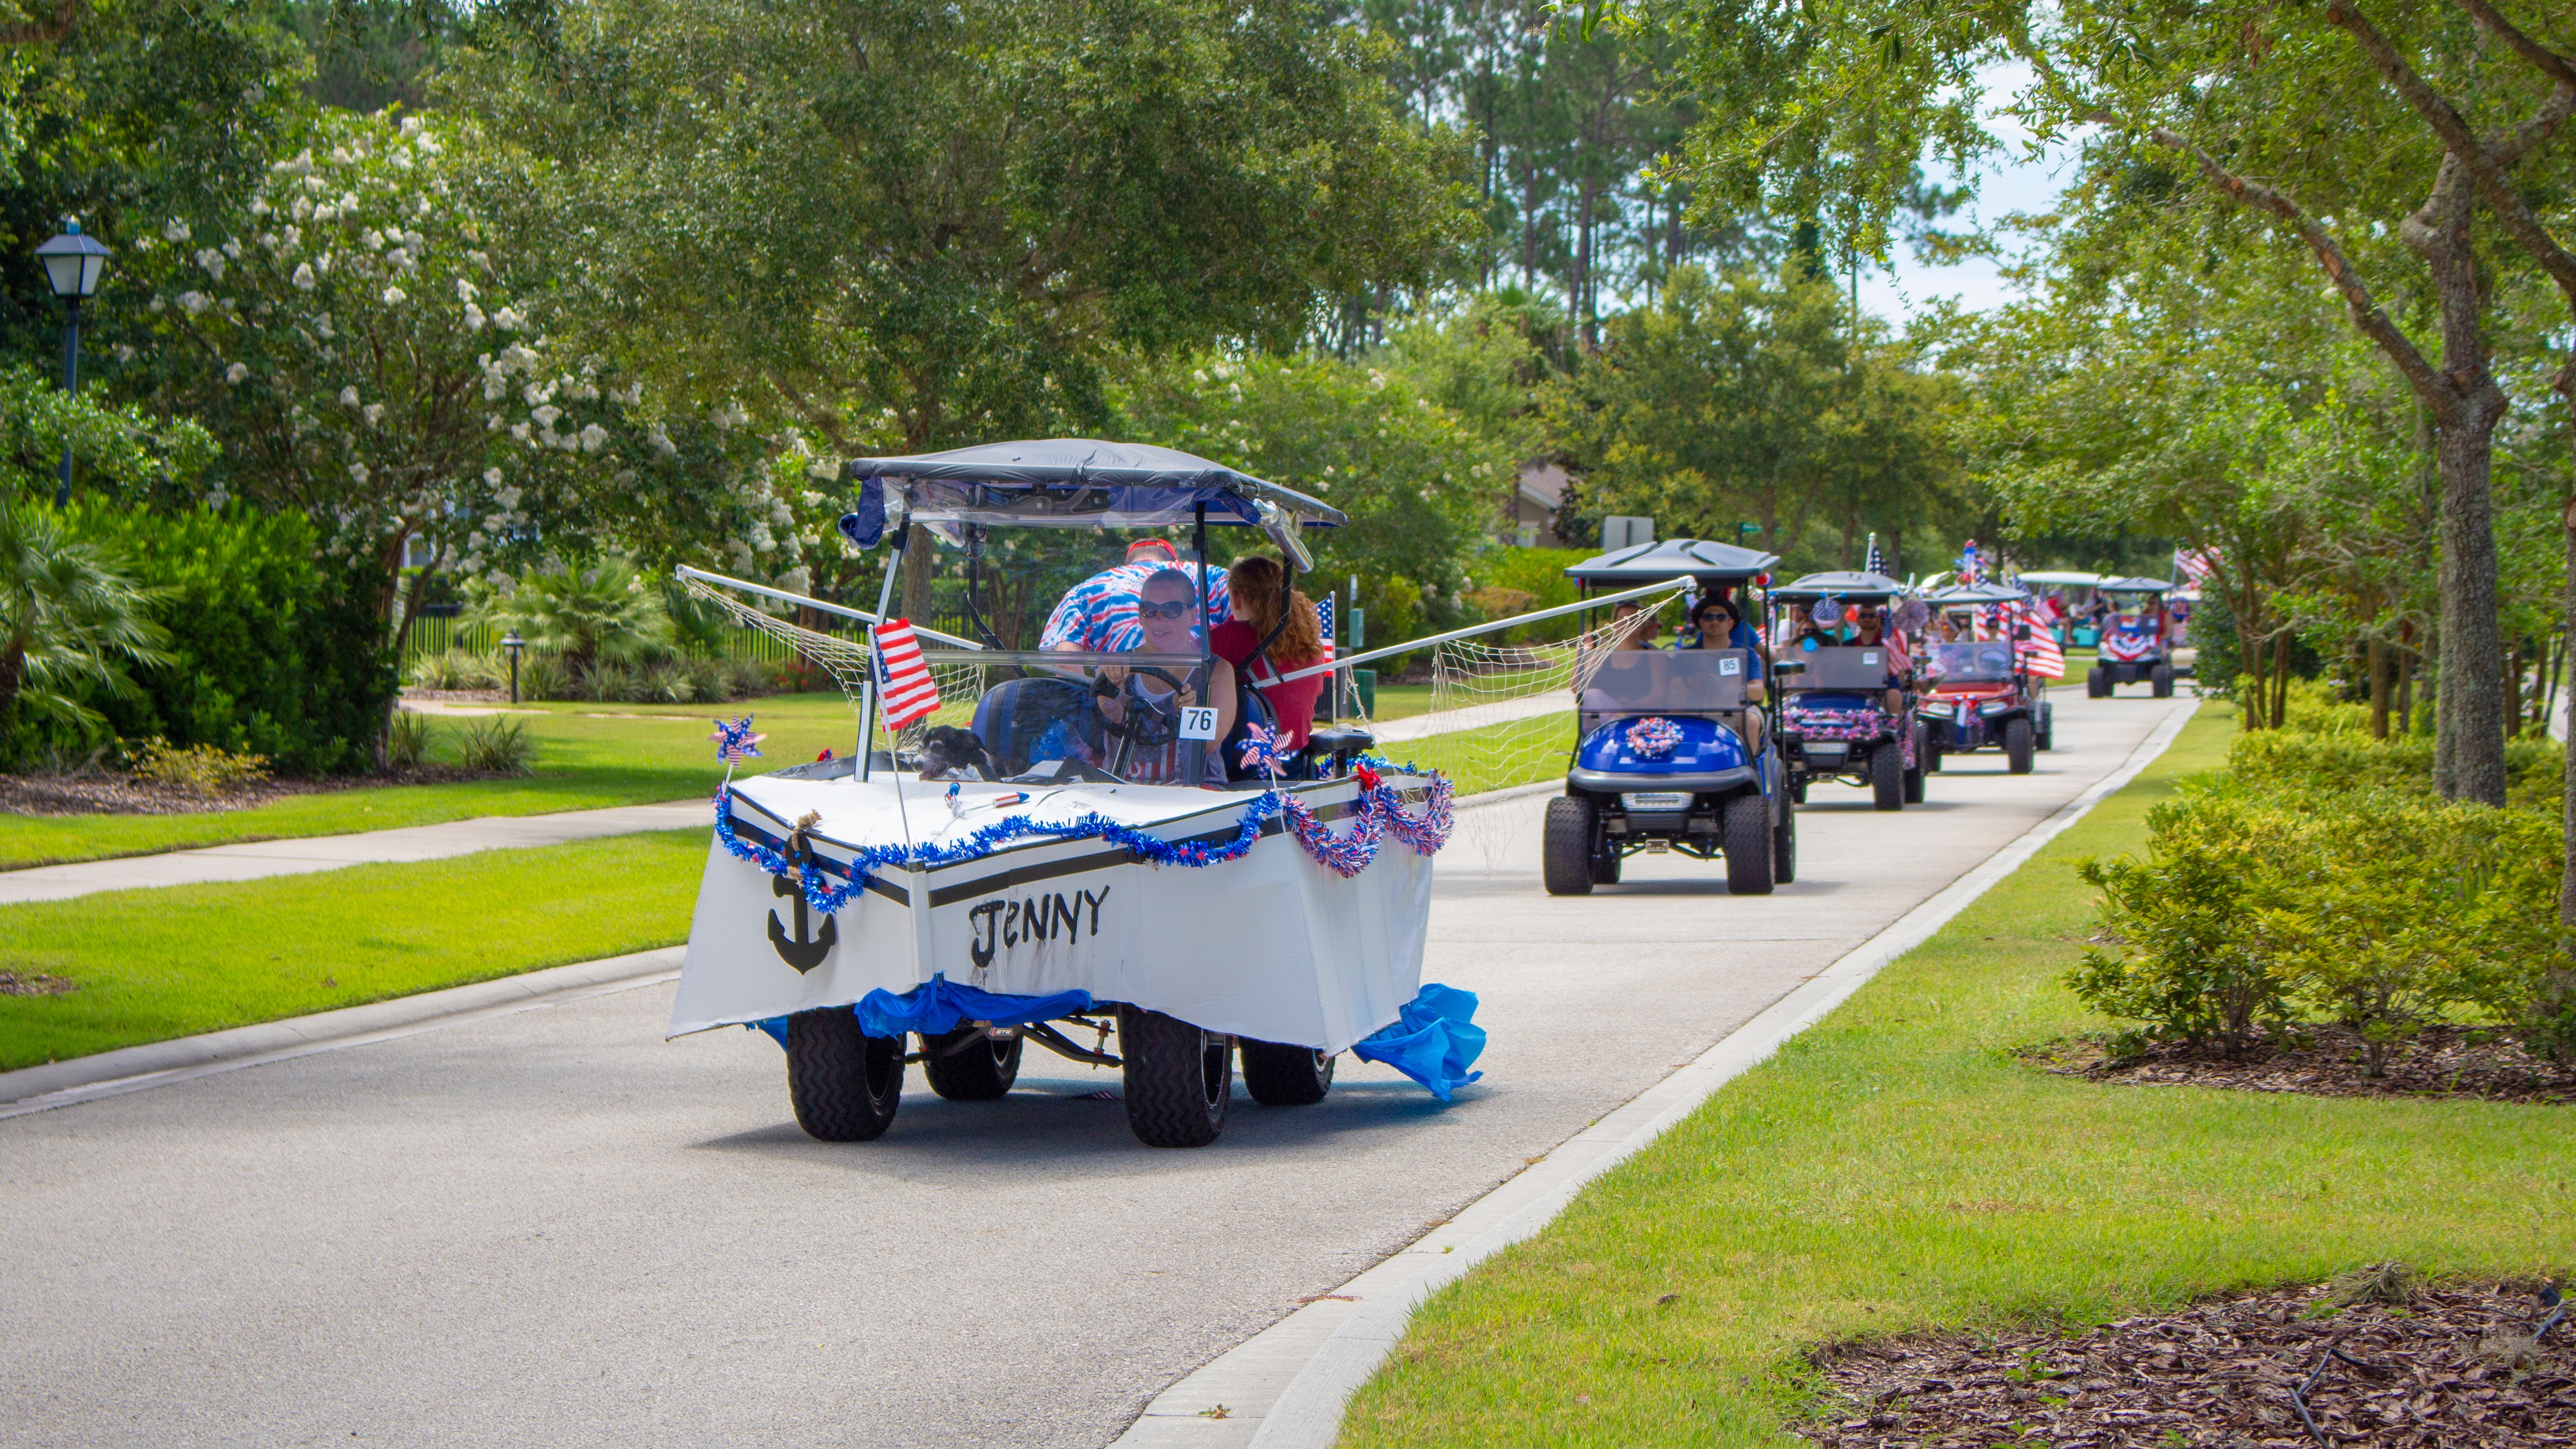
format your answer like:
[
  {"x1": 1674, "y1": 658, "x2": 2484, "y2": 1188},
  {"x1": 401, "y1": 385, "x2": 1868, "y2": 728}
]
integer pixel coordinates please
[{"x1": 1854, "y1": 68, "x2": 2090, "y2": 323}]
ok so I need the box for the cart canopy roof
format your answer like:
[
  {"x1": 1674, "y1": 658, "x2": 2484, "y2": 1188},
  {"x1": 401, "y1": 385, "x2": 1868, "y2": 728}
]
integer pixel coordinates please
[
  {"x1": 2015, "y1": 570, "x2": 2100, "y2": 586},
  {"x1": 1563, "y1": 537, "x2": 1779, "y2": 584},
  {"x1": 1771, "y1": 569, "x2": 1908, "y2": 601},
  {"x1": 2097, "y1": 576, "x2": 2176, "y2": 594},
  {"x1": 1928, "y1": 581, "x2": 2030, "y2": 604},
  {"x1": 838, "y1": 439, "x2": 1344, "y2": 553}
]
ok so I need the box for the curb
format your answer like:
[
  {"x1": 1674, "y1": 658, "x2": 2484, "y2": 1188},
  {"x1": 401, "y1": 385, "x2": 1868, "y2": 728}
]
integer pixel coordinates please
[
  {"x1": 0, "y1": 948, "x2": 683, "y2": 1120},
  {"x1": 1113, "y1": 699, "x2": 2201, "y2": 1448},
  {"x1": 0, "y1": 775, "x2": 1561, "y2": 1122}
]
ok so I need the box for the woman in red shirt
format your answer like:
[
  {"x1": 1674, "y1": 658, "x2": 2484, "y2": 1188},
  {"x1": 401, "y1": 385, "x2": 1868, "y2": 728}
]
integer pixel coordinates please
[{"x1": 1208, "y1": 555, "x2": 1328, "y2": 754}]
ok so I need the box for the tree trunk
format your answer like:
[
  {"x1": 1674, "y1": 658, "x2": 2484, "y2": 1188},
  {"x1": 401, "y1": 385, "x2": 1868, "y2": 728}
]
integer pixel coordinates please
[
  {"x1": 2397, "y1": 638, "x2": 2415, "y2": 735},
  {"x1": 2368, "y1": 636, "x2": 2391, "y2": 740},
  {"x1": 2270, "y1": 632, "x2": 2291, "y2": 729},
  {"x1": 899, "y1": 521, "x2": 934, "y2": 628}
]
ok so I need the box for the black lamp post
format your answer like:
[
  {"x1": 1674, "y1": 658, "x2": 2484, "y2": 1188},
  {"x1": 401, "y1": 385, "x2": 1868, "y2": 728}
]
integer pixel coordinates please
[
  {"x1": 35, "y1": 219, "x2": 112, "y2": 507},
  {"x1": 501, "y1": 631, "x2": 526, "y2": 705}
]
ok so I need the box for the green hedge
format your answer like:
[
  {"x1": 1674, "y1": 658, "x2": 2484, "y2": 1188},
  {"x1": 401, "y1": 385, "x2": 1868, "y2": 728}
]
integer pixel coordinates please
[{"x1": 50, "y1": 503, "x2": 396, "y2": 774}]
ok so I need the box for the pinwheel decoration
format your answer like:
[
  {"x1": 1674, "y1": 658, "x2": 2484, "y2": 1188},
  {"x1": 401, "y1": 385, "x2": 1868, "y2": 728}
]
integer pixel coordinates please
[
  {"x1": 1235, "y1": 723, "x2": 1287, "y2": 781},
  {"x1": 712, "y1": 716, "x2": 766, "y2": 775}
]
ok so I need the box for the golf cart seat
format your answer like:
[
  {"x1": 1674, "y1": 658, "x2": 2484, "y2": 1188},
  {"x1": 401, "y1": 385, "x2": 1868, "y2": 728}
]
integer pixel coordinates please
[
  {"x1": 971, "y1": 674, "x2": 1110, "y2": 778},
  {"x1": 1308, "y1": 725, "x2": 1375, "y2": 773}
]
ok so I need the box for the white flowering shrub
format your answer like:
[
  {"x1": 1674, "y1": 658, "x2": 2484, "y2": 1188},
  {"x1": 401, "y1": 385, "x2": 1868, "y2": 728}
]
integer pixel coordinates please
[{"x1": 128, "y1": 109, "x2": 803, "y2": 639}]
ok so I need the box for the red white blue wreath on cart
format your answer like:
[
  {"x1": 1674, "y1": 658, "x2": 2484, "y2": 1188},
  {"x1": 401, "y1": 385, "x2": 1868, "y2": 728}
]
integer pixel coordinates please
[
  {"x1": 1784, "y1": 704, "x2": 1892, "y2": 741},
  {"x1": 1625, "y1": 716, "x2": 1685, "y2": 759},
  {"x1": 713, "y1": 752, "x2": 1455, "y2": 913}
]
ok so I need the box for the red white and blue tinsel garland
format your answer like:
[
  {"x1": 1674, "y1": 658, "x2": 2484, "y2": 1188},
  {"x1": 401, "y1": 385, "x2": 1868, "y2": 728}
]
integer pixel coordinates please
[
  {"x1": 1624, "y1": 716, "x2": 1685, "y2": 759},
  {"x1": 1783, "y1": 704, "x2": 1892, "y2": 740},
  {"x1": 713, "y1": 762, "x2": 1455, "y2": 909}
]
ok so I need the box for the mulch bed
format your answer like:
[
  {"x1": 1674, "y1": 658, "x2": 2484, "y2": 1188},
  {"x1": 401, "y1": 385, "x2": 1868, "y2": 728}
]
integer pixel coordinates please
[
  {"x1": 1803, "y1": 1278, "x2": 2574, "y2": 1448},
  {"x1": 0, "y1": 766, "x2": 500, "y2": 818},
  {"x1": 2029, "y1": 1027, "x2": 2576, "y2": 1107},
  {"x1": 0, "y1": 971, "x2": 78, "y2": 996}
]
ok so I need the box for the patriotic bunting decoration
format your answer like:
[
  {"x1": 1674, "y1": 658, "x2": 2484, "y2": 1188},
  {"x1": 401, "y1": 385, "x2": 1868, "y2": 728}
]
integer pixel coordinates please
[
  {"x1": 712, "y1": 760, "x2": 1456, "y2": 913},
  {"x1": 871, "y1": 618, "x2": 942, "y2": 729}
]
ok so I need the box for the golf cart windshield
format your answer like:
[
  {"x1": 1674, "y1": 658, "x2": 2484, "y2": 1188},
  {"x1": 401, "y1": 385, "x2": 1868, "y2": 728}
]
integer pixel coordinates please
[
  {"x1": 921, "y1": 647, "x2": 1235, "y2": 787},
  {"x1": 1783, "y1": 646, "x2": 1900, "y2": 691},
  {"x1": 1582, "y1": 649, "x2": 1752, "y2": 717},
  {"x1": 1923, "y1": 641, "x2": 2016, "y2": 683}
]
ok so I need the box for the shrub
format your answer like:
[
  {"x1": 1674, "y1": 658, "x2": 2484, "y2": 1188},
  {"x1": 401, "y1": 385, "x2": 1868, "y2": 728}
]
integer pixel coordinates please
[
  {"x1": 128, "y1": 737, "x2": 272, "y2": 795},
  {"x1": 406, "y1": 649, "x2": 502, "y2": 692},
  {"x1": 2069, "y1": 787, "x2": 2289, "y2": 1054},
  {"x1": 641, "y1": 660, "x2": 693, "y2": 704},
  {"x1": 43, "y1": 501, "x2": 396, "y2": 775},
  {"x1": 455, "y1": 716, "x2": 534, "y2": 775},
  {"x1": 384, "y1": 710, "x2": 435, "y2": 771},
  {"x1": 580, "y1": 660, "x2": 639, "y2": 703},
  {"x1": 516, "y1": 652, "x2": 572, "y2": 702},
  {"x1": 722, "y1": 656, "x2": 782, "y2": 699}
]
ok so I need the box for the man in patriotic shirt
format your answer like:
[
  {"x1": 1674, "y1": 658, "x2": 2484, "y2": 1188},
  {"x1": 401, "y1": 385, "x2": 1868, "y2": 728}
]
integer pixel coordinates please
[{"x1": 1039, "y1": 538, "x2": 1233, "y2": 654}]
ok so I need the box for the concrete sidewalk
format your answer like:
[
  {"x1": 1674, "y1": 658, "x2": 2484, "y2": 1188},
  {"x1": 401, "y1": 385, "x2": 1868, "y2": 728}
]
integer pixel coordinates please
[{"x1": 0, "y1": 799, "x2": 709, "y2": 907}]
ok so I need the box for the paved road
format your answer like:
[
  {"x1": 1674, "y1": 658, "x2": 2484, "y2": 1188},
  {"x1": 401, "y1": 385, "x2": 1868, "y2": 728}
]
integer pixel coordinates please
[{"x1": 0, "y1": 692, "x2": 2191, "y2": 1449}]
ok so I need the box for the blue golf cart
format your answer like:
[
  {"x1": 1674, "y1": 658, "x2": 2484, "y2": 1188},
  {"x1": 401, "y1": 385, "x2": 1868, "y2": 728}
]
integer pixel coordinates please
[{"x1": 1539, "y1": 539, "x2": 1795, "y2": 897}]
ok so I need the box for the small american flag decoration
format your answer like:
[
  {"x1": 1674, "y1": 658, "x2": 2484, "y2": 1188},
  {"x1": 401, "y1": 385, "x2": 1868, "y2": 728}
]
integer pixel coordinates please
[{"x1": 872, "y1": 618, "x2": 942, "y2": 729}]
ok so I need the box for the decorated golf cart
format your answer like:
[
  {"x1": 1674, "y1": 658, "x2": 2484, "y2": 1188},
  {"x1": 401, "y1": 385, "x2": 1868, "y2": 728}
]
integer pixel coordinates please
[
  {"x1": 1539, "y1": 539, "x2": 1794, "y2": 897},
  {"x1": 666, "y1": 440, "x2": 1481, "y2": 1150},
  {"x1": 2087, "y1": 577, "x2": 2181, "y2": 698},
  {"x1": 2014, "y1": 570, "x2": 2101, "y2": 648},
  {"x1": 1772, "y1": 570, "x2": 1927, "y2": 811},
  {"x1": 1920, "y1": 580, "x2": 2055, "y2": 774}
]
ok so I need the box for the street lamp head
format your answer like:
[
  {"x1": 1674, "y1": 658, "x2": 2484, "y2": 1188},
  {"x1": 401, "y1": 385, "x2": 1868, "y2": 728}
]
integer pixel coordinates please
[
  {"x1": 501, "y1": 631, "x2": 526, "y2": 652},
  {"x1": 36, "y1": 218, "x2": 112, "y2": 300}
]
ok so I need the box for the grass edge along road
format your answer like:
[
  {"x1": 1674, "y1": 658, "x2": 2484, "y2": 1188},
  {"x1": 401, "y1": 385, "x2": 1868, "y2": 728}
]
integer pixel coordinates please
[
  {"x1": 0, "y1": 829, "x2": 708, "y2": 1070},
  {"x1": 1339, "y1": 702, "x2": 2574, "y2": 1448}
]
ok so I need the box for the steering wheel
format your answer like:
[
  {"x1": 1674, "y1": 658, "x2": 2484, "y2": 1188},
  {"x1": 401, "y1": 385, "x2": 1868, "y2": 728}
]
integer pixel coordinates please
[{"x1": 1100, "y1": 666, "x2": 1192, "y2": 741}]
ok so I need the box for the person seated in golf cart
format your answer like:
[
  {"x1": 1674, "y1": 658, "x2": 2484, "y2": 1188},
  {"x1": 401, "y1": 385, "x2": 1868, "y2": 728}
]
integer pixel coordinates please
[
  {"x1": 1677, "y1": 592, "x2": 1764, "y2": 671},
  {"x1": 1789, "y1": 602, "x2": 1910, "y2": 713},
  {"x1": 1040, "y1": 537, "x2": 1232, "y2": 653},
  {"x1": 1209, "y1": 554, "x2": 1326, "y2": 755},
  {"x1": 1095, "y1": 567, "x2": 1239, "y2": 786}
]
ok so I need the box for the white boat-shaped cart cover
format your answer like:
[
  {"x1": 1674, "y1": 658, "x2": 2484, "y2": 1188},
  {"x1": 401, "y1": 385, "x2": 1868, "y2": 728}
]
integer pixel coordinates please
[{"x1": 669, "y1": 771, "x2": 1437, "y2": 1053}]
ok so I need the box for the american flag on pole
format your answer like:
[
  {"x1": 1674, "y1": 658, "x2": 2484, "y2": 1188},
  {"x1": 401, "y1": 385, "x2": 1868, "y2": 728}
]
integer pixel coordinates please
[
  {"x1": 1863, "y1": 533, "x2": 1886, "y2": 577},
  {"x1": 2017, "y1": 599, "x2": 2066, "y2": 679},
  {"x1": 1316, "y1": 595, "x2": 1337, "y2": 662},
  {"x1": 872, "y1": 618, "x2": 942, "y2": 728}
]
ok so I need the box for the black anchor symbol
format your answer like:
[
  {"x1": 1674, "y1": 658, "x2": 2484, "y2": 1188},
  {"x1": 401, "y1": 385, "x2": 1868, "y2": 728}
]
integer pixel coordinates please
[{"x1": 767, "y1": 843, "x2": 838, "y2": 974}]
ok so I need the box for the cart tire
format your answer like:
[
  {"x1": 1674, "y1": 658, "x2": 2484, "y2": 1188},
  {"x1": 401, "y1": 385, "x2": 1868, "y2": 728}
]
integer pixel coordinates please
[
  {"x1": 1542, "y1": 797, "x2": 1596, "y2": 896},
  {"x1": 1926, "y1": 734, "x2": 1945, "y2": 773},
  {"x1": 1870, "y1": 741, "x2": 1904, "y2": 811},
  {"x1": 1240, "y1": 1040, "x2": 1335, "y2": 1107},
  {"x1": 1121, "y1": 1005, "x2": 1230, "y2": 1148},
  {"x1": 2004, "y1": 717, "x2": 2036, "y2": 775},
  {"x1": 2150, "y1": 663, "x2": 2175, "y2": 698},
  {"x1": 1723, "y1": 791, "x2": 1773, "y2": 895},
  {"x1": 920, "y1": 1026, "x2": 1022, "y2": 1101},
  {"x1": 785, "y1": 1008, "x2": 903, "y2": 1142},
  {"x1": 1791, "y1": 774, "x2": 1808, "y2": 805},
  {"x1": 2038, "y1": 707, "x2": 2054, "y2": 751},
  {"x1": 1903, "y1": 727, "x2": 1927, "y2": 805},
  {"x1": 1771, "y1": 798, "x2": 1797, "y2": 884},
  {"x1": 2087, "y1": 664, "x2": 2110, "y2": 699}
]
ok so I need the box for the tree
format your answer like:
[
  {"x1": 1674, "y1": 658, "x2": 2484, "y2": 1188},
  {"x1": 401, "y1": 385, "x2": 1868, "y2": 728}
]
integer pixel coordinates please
[
  {"x1": 454, "y1": 0, "x2": 1482, "y2": 619},
  {"x1": 1671, "y1": 0, "x2": 2576, "y2": 807}
]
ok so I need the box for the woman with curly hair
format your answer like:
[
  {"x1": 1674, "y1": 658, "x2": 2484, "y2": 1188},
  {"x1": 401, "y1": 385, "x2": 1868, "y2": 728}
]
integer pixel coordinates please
[{"x1": 1208, "y1": 554, "x2": 1328, "y2": 753}]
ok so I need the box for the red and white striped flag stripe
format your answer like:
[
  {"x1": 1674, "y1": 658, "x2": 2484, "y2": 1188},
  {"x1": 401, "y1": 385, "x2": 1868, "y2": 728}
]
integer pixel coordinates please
[
  {"x1": 872, "y1": 619, "x2": 943, "y2": 729},
  {"x1": 2017, "y1": 600, "x2": 2066, "y2": 679}
]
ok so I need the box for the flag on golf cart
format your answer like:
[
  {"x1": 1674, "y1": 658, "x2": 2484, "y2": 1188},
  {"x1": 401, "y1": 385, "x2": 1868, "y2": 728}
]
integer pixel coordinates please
[
  {"x1": 872, "y1": 619, "x2": 942, "y2": 727},
  {"x1": 2017, "y1": 600, "x2": 2066, "y2": 678}
]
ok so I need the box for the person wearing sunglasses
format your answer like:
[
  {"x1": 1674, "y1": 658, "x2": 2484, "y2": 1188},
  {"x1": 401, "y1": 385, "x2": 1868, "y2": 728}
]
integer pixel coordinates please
[{"x1": 1095, "y1": 568, "x2": 1238, "y2": 786}]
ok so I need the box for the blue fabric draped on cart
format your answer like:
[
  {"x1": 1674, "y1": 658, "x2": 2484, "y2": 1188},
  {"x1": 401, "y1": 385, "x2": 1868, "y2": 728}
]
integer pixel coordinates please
[
  {"x1": 856, "y1": 976, "x2": 1095, "y2": 1040},
  {"x1": 1351, "y1": 983, "x2": 1485, "y2": 1102},
  {"x1": 749, "y1": 976, "x2": 1094, "y2": 1047}
]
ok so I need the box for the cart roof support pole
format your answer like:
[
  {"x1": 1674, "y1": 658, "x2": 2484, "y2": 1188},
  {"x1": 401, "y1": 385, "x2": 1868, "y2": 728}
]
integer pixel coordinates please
[
  {"x1": 856, "y1": 529, "x2": 907, "y2": 783},
  {"x1": 1189, "y1": 502, "x2": 1210, "y2": 784}
]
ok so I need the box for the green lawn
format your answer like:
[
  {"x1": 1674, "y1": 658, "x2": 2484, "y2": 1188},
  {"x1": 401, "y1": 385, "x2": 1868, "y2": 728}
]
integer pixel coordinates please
[
  {"x1": 0, "y1": 693, "x2": 863, "y2": 871},
  {"x1": 0, "y1": 829, "x2": 709, "y2": 1070},
  {"x1": 1342, "y1": 704, "x2": 2574, "y2": 1447}
]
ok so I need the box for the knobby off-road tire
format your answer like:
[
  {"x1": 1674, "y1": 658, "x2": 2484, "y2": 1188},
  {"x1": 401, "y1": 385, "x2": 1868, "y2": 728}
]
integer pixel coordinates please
[
  {"x1": 2151, "y1": 663, "x2": 2175, "y2": 698},
  {"x1": 786, "y1": 1008, "x2": 903, "y2": 1142},
  {"x1": 2088, "y1": 664, "x2": 2110, "y2": 699},
  {"x1": 921, "y1": 1026, "x2": 1022, "y2": 1101},
  {"x1": 2004, "y1": 717, "x2": 2036, "y2": 775},
  {"x1": 1772, "y1": 797, "x2": 1797, "y2": 885},
  {"x1": 1121, "y1": 1005, "x2": 1231, "y2": 1148},
  {"x1": 1542, "y1": 796, "x2": 1596, "y2": 896},
  {"x1": 1240, "y1": 1040, "x2": 1335, "y2": 1106},
  {"x1": 1871, "y1": 741, "x2": 1905, "y2": 811},
  {"x1": 1722, "y1": 790, "x2": 1774, "y2": 895}
]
